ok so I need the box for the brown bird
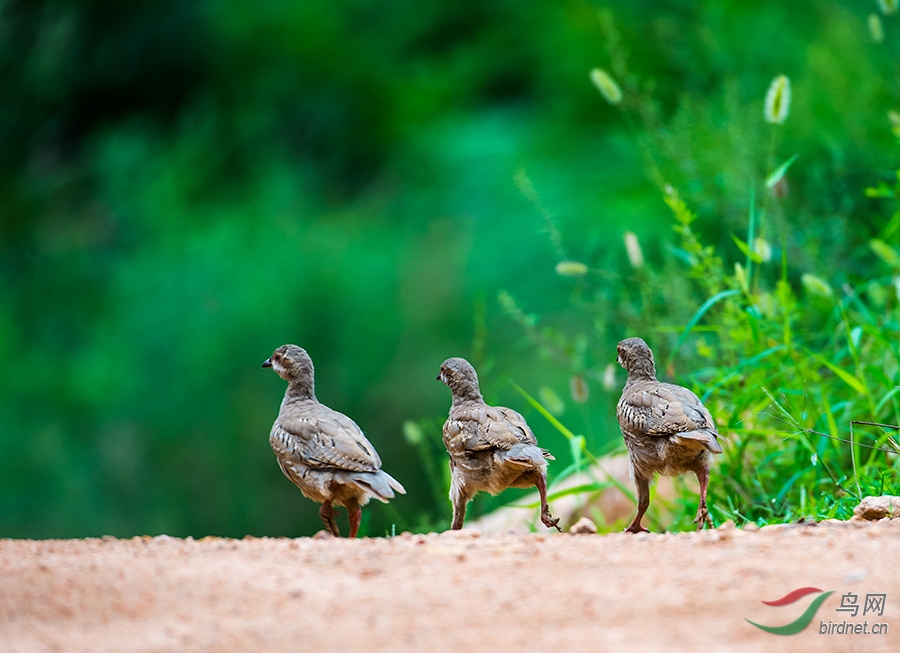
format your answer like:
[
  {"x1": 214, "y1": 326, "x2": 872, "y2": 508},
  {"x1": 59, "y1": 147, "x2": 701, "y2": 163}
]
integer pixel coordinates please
[
  {"x1": 263, "y1": 344, "x2": 405, "y2": 537},
  {"x1": 615, "y1": 337, "x2": 722, "y2": 533},
  {"x1": 438, "y1": 357, "x2": 560, "y2": 531}
]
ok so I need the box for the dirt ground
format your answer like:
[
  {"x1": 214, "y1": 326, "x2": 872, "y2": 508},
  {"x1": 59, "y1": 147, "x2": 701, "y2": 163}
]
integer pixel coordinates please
[{"x1": 2, "y1": 519, "x2": 899, "y2": 652}]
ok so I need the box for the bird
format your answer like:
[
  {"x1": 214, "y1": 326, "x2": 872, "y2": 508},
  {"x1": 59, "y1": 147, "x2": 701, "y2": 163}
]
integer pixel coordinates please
[
  {"x1": 437, "y1": 357, "x2": 560, "y2": 531},
  {"x1": 615, "y1": 337, "x2": 722, "y2": 533},
  {"x1": 263, "y1": 344, "x2": 405, "y2": 537}
]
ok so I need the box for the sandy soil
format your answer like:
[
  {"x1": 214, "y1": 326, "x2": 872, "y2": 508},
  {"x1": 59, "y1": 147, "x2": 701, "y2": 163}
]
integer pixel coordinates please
[{"x1": 2, "y1": 520, "x2": 899, "y2": 652}]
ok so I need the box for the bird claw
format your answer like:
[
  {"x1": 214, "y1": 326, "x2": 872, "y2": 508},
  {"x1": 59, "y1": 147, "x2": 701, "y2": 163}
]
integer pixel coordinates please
[
  {"x1": 693, "y1": 506, "x2": 713, "y2": 531},
  {"x1": 624, "y1": 523, "x2": 650, "y2": 534},
  {"x1": 541, "y1": 509, "x2": 562, "y2": 532}
]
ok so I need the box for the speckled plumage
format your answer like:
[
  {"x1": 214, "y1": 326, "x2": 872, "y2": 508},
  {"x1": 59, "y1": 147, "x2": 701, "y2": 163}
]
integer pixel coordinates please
[
  {"x1": 438, "y1": 357, "x2": 560, "y2": 531},
  {"x1": 264, "y1": 345, "x2": 405, "y2": 537},
  {"x1": 616, "y1": 337, "x2": 722, "y2": 533}
]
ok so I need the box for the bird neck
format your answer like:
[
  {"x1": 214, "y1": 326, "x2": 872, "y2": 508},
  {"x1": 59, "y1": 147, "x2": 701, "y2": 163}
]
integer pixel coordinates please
[
  {"x1": 450, "y1": 385, "x2": 484, "y2": 408},
  {"x1": 624, "y1": 363, "x2": 657, "y2": 385},
  {"x1": 284, "y1": 378, "x2": 316, "y2": 401}
]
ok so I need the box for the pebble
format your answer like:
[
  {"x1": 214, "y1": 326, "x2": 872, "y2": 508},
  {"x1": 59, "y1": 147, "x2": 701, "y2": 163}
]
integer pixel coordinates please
[
  {"x1": 569, "y1": 517, "x2": 598, "y2": 535},
  {"x1": 853, "y1": 495, "x2": 900, "y2": 520}
]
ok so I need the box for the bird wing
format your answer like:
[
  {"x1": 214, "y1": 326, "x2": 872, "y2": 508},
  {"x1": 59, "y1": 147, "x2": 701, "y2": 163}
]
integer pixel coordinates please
[
  {"x1": 663, "y1": 383, "x2": 718, "y2": 433},
  {"x1": 495, "y1": 407, "x2": 540, "y2": 445},
  {"x1": 619, "y1": 382, "x2": 718, "y2": 437},
  {"x1": 274, "y1": 406, "x2": 382, "y2": 472},
  {"x1": 442, "y1": 405, "x2": 524, "y2": 453}
]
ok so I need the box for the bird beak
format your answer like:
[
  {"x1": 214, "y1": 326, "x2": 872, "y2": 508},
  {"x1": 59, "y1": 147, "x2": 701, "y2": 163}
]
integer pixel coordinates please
[{"x1": 262, "y1": 358, "x2": 273, "y2": 368}]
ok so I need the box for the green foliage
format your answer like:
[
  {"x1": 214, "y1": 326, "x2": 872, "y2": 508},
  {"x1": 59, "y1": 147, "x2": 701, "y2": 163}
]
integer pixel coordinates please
[{"x1": 497, "y1": 4, "x2": 900, "y2": 531}]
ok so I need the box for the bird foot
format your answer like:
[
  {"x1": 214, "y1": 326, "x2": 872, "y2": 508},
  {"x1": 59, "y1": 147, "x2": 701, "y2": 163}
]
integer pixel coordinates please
[
  {"x1": 624, "y1": 518, "x2": 650, "y2": 534},
  {"x1": 541, "y1": 509, "x2": 562, "y2": 532},
  {"x1": 319, "y1": 503, "x2": 341, "y2": 537},
  {"x1": 693, "y1": 506, "x2": 713, "y2": 531}
]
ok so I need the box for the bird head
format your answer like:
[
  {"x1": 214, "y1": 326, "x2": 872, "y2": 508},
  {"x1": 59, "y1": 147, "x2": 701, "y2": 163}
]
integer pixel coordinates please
[
  {"x1": 437, "y1": 357, "x2": 483, "y2": 403},
  {"x1": 263, "y1": 344, "x2": 315, "y2": 387},
  {"x1": 616, "y1": 337, "x2": 657, "y2": 379}
]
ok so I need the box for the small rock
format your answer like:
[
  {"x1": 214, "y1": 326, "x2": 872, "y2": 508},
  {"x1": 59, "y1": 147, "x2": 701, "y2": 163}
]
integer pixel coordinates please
[
  {"x1": 569, "y1": 517, "x2": 598, "y2": 535},
  {"x1": 742, "y1": 522, "x2": 759, "y2": 531},
  {"x1": 312, "y1": 530, "x2": 334, "y2": 539},
  {"x1": 853, "y1": 495, "x2": 900, "y2": 521},
  {"x1": 717, "y1": 519, "x2": 736, "y2": 531},
  {"x1": 844, "y1": 568, "x2": 868, "y2": 583}
]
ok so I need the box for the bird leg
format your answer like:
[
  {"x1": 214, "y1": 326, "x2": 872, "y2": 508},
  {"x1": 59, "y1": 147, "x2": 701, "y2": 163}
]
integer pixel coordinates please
[
  {"x1": 347, "y1": 502, "x2": 362, "y2": 538},
  {"x1": 693, "y1": 465, "x2": 714, "y2": 530},
  {"x1": 624, "y1": 476, "x2": 651, "y2": 534},
  {"x1": 319, "y1": 500, "x2": 341, "y2": 537},
  {"x1": 450, "y1": 496, "x2": 467, "y2": 530},
  {"x1": 449, "y1": 473, "x2": 471, "y2": 530},
  {"x1": 534, "y1": 473, "x2": 561, "y2": 531}
]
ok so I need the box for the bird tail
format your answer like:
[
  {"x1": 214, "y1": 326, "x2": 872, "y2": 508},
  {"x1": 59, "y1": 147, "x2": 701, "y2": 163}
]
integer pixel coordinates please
[
  {"x1": 502, "y1": 443, "x2": 551, "y2": 468},
  {"x1": 352, "y1": 469, "x2": 407, "y2": 503},
  {"x1": 677, "y1": 429, "x2": 723, "y2": 454}
]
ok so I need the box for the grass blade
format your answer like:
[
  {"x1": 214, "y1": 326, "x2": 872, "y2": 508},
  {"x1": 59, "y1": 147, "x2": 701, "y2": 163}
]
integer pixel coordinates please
[
  {"x1": 668, "y1": 289, "x2": 741, "y2": 364},
  {"x1": 510, "y1": 381, "x2": 577, "y2": 440},
  {"x1": 807, "y1": 351, "x2": 867, "y2": 394},
  {"x1": 765, "y1": 153, "x2": 799, "y2": 188}
]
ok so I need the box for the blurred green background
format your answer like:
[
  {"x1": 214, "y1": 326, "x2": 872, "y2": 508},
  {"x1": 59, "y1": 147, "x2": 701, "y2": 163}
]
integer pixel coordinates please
[{"x1": 2, "y1": 0, "x2": 897, "y2": 538}]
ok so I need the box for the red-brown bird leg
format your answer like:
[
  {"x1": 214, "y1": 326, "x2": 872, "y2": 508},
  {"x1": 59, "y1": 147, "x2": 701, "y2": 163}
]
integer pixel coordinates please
[
  {"x1": 348, "y1": 503, "x2": 362, "y2": 538},
  {"x1": 535, "y1": 474, "x2": 561, "y2": 531},
  {"x1": 693, "y1": 465, "x2": 713, "y2": 530},
  {"x1": 319, "y1": 500, "x2": 340, "y2": 537},
  {"x1": 625, "y1": 476, "x2": 651, "y2": 533}
]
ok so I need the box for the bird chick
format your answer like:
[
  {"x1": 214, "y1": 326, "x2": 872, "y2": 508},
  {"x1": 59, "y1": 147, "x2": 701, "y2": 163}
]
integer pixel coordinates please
[
  {"x1": 438, "y1": 357, "x2": 560, "y2": 531},
  {"x1": 615, "y1": 337, "x2": 722, "y2": 533},
  {"x1": 263, "y1": 344, "x2": 405, "y2": 537}
]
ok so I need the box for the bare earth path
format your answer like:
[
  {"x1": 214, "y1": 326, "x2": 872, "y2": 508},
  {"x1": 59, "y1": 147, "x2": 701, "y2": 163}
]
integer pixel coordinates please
[{"x1": 2, "y1": 520, "x2": 899, "y2": 652}]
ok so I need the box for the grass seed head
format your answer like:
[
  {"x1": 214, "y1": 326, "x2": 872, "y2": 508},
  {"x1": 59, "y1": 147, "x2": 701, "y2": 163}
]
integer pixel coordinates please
[
  {"x1": 869, "y1": 13, "x2": 885, "y2": 42},
  {"x1": 623, "y1": 231, "x2": 644, "y2": 268},
  {"x1": 878, "y1": 0, "x2": 898, "y2": 16},
  {"x1": 555, "y1": 260, "x2": 589, "y2": 277},
  {"x1": 764, "y1": 75, "x2": 791, "y2": 124},
  {"x1": 590, "y1": 68, "x2": 623, "y2": 105},
  {"x1": 570, "y1": 374, "x2": 589, "y2": 403},
  {"x1": 602, "y1": 363, "x2": 617, "y2": 391},
  {"x1": 801, "y1": 273, "x2": 833, "y2": 298}
]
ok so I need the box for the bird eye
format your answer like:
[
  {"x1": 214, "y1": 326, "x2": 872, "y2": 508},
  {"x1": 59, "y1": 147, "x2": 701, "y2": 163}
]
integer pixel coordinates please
[{"x1": 273, "y1": 353, "x2": 282, "y2": 361}]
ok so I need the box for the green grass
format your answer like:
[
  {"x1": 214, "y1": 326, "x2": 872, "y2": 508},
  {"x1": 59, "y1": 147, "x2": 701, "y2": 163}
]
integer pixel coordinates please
[
  {"x1": 438, "y1": 10, "x2": 900, "y2": 532},
  {"x1": 496, "y1": 172, "x2": 900, "y2": 532}
]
